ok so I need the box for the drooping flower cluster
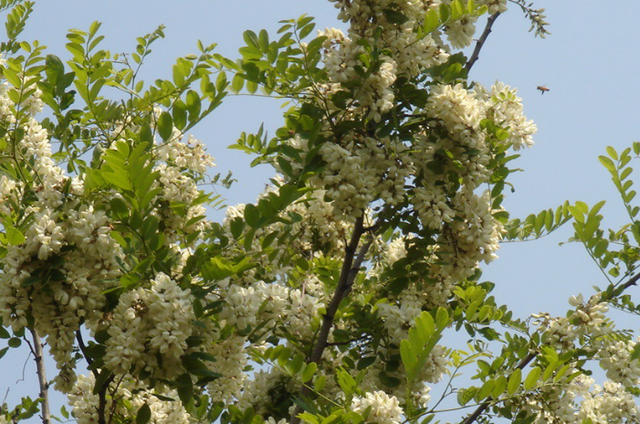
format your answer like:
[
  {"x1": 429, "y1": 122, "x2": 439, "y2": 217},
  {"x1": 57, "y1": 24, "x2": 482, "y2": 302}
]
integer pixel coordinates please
[
  {"x1": 102, "y1": 272, "x2": 194, "y2": 378},
  {"x1": 0, "y1": 81, "x2": 123, "y2": 391},
  {"x1": 68, "y1": 374, "x2": 194, "y2": 424},
  {"x1": 533, "y1": 293, "x2": 611, "y2": 352},
  {"x1": 351, "y1": 391, "x2": 403, "y2": 424},
  {"x1": 597, "y1": 337, "x2": 640, "y2": 388},
  {"x1": 518, "y1": 374, "x2": 640, "y2": 424},
  {"x1": 0, "y1": 59, "x2": 217, "y2": 393}
]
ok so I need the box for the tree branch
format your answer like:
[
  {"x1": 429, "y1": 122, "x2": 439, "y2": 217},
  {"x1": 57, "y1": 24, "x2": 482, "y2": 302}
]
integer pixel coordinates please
[
  {"x1": 461, "y1": 351, "x2": 536, "y2": 424},
  {"x1": 308, "y1": 215, "x2": 364, "y2": 365},
  {"x1": 76, "y1": 330, "x2": 112, "y2": 424},
  {"x1": 462, "y1": 272, "x2": 639, "y2": 424},
  {"x1": 290, "y1": 212, "x2": 384, "y2": 424},
  {"x1": 603, "y1": 272, "x2": 640, "y2": 301},
  {"x1": 29, "y1": 329, "x2": 51, "y2": 424},
  {"x1": 465, "y1": 13, "x2": 501, "y2": 72}
]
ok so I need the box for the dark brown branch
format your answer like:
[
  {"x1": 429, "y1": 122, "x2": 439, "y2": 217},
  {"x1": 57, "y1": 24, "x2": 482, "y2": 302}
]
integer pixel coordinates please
[
  {"x1": 311, "y1": 216, "x2": 364, "y2": 360},
  {"x1": 29, "y1": 329, "x2": 51, "y2": 424},
  {"x1": 461, "y1": 351, "x2": 536, "y2": 424},
  {"x1": 603, "y1": 272, "x2": 640, "y2": 301},
  {"x1": 76, "y1": 330, "x2": 112, "y2": 424},
  {"x1": 290, "y1": 214, "x2": 382, "y2": 424},
  {"x1": 465, "y1": 13, "x2": 501, "y2": 72},
  {"x1": 76, "y1": 330, "x2": 92, "y2": 367}
]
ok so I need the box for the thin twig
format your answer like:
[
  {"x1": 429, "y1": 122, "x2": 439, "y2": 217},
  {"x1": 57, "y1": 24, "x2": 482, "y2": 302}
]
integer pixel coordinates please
[
  {"x1": 465, "y1": 13, "x2": 501, "y2": 72},
  {"x1": 461, "y1": 351, "x2": 536, "y2": 424},
  {"x1": 462, "y1": 272, "x2": 640, "y2": 424},
  {"x1": 29, "y1": 329, "x2": 51, "y2": 424}
]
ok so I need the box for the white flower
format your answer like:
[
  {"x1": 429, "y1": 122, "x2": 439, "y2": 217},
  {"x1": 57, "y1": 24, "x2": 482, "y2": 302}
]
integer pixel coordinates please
[{"x1": 351, "y1": 391, "x2": 403, "y2": 424}]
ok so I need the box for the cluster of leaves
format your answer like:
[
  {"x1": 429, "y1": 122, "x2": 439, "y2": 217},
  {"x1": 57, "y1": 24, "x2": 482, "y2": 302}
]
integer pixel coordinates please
[
  {"x1": 420, "y1": 0, "x2": 489, "y2": 36},
  {"x1": 1, "y1": 2, "x2": 640, "y2": 424}
]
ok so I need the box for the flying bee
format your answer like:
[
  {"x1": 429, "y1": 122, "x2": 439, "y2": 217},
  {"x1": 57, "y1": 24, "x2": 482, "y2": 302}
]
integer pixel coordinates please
[{"x1": 536, "y1": 85, "x2": 550, "y2": 95}]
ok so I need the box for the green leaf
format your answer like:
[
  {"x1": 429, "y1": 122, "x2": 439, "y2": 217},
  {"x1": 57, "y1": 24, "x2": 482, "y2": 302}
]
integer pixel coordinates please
[
  {"x1": 507, "y1": 368, "x2": 522, "y2": 395},
  {"x1": 231, "y1": 74, "x2": 244, "y2": 93},
  {"x1": 423, "y1": 9, "x2": 440, "y2": 34},
  {"x1": 301, "y1": 362, "x2": 317, "y2": 383},
  {"x1": 243, "y1": 30, "x2": 259, "y2": 48},
  {"x1": 477, "y1": 379, "x2": 495, "y2": 401},
  {"x1": 244, "y1": 204, "x2": 261, "y2": 228},
  {"x1": 157, "y1": 111, "x2": 173, "y2": 141},
  {"x1": 435, "y1": 307, "x2": 449, "y2": 329},
  {"x1": 401, "y1": 311, "x2": 443, "y2": 385},
  {"x1": 598, "y1": 156, "x2": 616, "y2": 172},
  {"x1": 5, "y1": 225, "x2": 25, "y2": 246},
  {"x1": 8, "y1": 337, "x2": 21, "y2": 348},
  {"x1": 492, "y1": 375, "x2": 507, "y2": 398},
  {"x1": 102, "y1": 171, "x2": 132, "y2": 191},
  {"x1": 314, "y1": 374, "x2": 326, "y2": 392},
  {"x1": 136, "y1": 403, "x2": 151, "y2": 424},
  {"x1": 357, "y1": 356, "x2": 377, "y2": 370},
  {"x1": 258, "y1": 29, "x2": 269, "y2": 51},
  {"x1": 186, "y1": 90, "x2": 202, "y2": 120},
  {"x1": 299, "y1": 22, "x2": 316, "y2": 40},
  {"x1": 524, "y1": 366, "x2": 541, "y2": 390},
  {"x1": 173, "y1": 99, "x2": 187, "y2": 130},
  {"x1": 457, "y1": 387, "x2": 476, "y2": 406},
  {"x1": 203, "y1": 257, "x2": 236, "y2": 280},
  {"x1": 400, "y1": 339, "x2": 417, "y2": 376},
  {"x1": 336, "y1": 368, "x2": 356, "y2": 396},
  {"x1": 176, "y1": 373, "x2": 194, "y2": 407}
]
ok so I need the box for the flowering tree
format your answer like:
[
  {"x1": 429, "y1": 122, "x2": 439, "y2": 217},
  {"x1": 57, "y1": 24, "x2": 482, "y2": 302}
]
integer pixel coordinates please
[{"x1": 1, "y1": 0, "x2": 639, "y2": 424}]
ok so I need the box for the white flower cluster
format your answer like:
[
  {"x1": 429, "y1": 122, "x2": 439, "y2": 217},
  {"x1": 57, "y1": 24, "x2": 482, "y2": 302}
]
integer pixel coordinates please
[
  {"x1": 533, "y1": 294, "x2": 610, "y2": 351},
  {"x1": 522, "y1": 374, "x2": 640, "y2": 423},
  {"x1": 157, "y1": 133, "x2": 214, "y2": 175},
  {"x1": 478, "y1": 0, "x2": 508, "y2": 15},
  {"x1": 351, "y1": 391, "x2": 403, "y2": 424},
  {"x1": 576, "y1": 380, "x2": 639, "y2": 423},
  {"x1": 204, "y1": 334, "x2": 248, "y2": 402},
  {"x1": 597, "y1": 337, "x2": 640, "y2": 388},
  {"x1": 68, "y1": 374, "x2": 193, "y2": 424},
  {"x1": 0, "y1": 84, "x2": 124, "y2": 390},
  {"x1": 103, "y1": 273, "x2": 194, "y2": 379},
  {"x1": 475, "y1": 82, "x2": 537, "y2": 150},
  {"x1": 315, "y1": 135, "x2": 413, "y2": 219},
  {"x1": 217, "y1": 276, "x2": 324, "y2": 343},
  {"x1": 445, "y1": 15, "x2": 478, "y2": 48},
  {"x1": 153, "y1": 162, "x2": 209, "y2": 240}
]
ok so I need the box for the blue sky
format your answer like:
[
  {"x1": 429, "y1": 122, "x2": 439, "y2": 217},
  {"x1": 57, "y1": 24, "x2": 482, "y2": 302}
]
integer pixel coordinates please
[{"x1": 3, "y1": 0, "x2": 640, "y2": 420}]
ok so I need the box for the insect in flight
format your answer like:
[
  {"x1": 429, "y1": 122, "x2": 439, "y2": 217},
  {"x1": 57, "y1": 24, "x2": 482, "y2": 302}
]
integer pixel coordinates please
[{"x1": 536, "y1": 85, "x2": 550, "y2": 95}]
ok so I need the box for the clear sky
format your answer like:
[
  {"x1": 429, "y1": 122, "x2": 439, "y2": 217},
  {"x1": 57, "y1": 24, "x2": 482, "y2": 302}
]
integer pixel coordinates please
[{"x1": 3, "y1": 0, "x2": 640, "y2": 421}]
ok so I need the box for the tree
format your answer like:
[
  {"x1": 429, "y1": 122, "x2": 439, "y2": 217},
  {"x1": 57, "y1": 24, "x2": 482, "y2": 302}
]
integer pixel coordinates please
[{"x1": 0, "y1": 1, "x2": 639, "y2": 424}]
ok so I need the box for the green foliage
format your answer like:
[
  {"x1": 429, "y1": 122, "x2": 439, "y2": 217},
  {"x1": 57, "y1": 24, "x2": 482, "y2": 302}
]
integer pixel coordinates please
[
  {"x1": 503, "y1": 202, "x2": 572, "y2": 241},
  {"x1": 401, "y1": 309, "x2": 449, "y2": 385},
  {"x1": 420, "y1": 0, "x2": 488, "y2": 36}
]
